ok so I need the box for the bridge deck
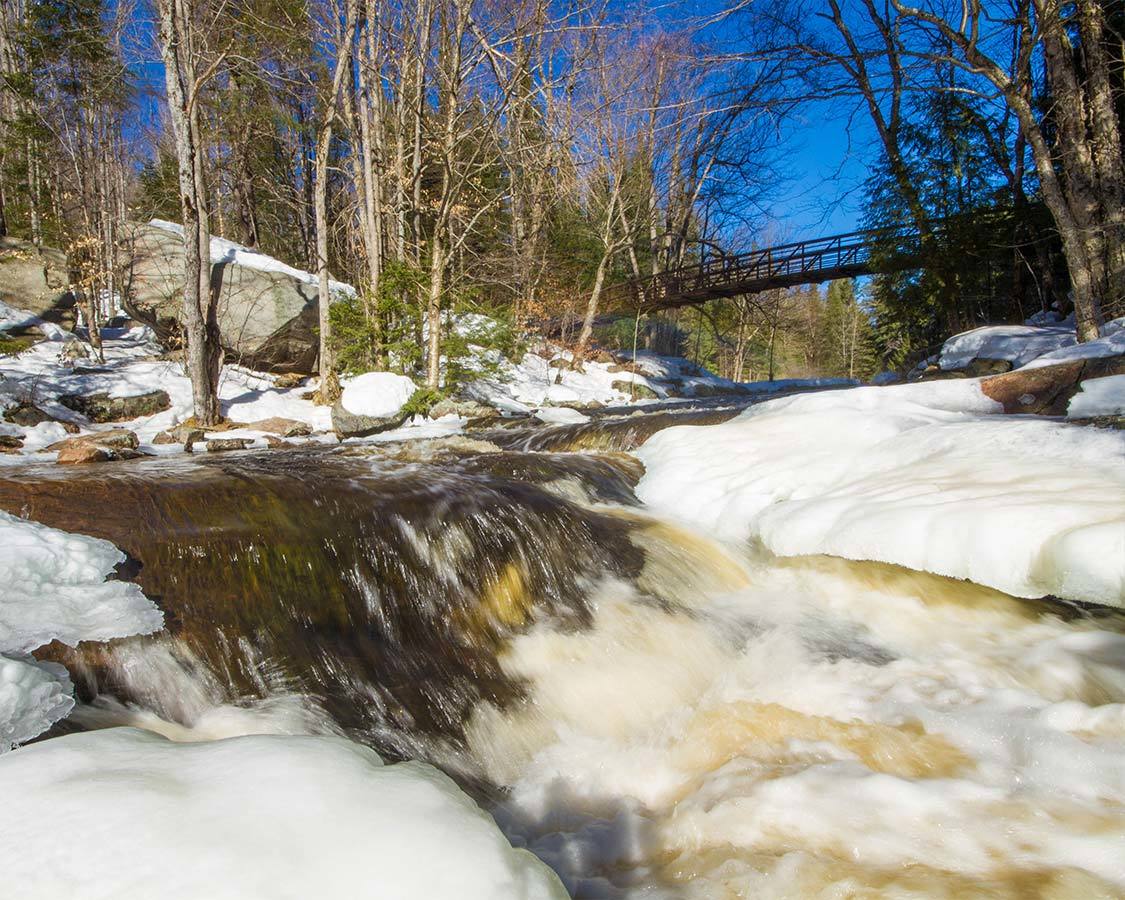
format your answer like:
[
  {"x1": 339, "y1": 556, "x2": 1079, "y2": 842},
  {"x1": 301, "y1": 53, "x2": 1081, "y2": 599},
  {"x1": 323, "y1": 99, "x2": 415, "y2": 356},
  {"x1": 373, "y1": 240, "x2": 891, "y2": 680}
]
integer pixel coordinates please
[{"x1": 611, "y1": 227, "x2": 918, "y2": 313}]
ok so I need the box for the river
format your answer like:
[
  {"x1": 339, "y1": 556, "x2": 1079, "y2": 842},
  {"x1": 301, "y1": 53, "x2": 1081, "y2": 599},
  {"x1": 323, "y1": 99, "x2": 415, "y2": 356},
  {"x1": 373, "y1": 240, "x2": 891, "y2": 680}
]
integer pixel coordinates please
[{"x1": 6, "y1": 401, "x2": 1125, "y2": 898}]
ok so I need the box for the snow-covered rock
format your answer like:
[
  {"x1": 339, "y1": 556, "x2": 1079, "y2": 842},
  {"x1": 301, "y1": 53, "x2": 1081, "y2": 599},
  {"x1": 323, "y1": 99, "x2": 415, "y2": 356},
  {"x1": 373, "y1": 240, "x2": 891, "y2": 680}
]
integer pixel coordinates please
[
  {"x1": 332, "y1": 372, "x2": 417, "y2": 438},
  {"x1": 939, "y1": 315, "x2": 1125, "y2": 373},
  {"x1": 125, "y1": 221, "x2": 355, "y2": 372},
  {"x1": 0, "y1": 727, "x2": 567, "y2": 899},
  {"x1": 635, "y1": 379, "x2": 1125, "y2": 606},
  {"x1": 1068, "y1": 374, "x2": 1125, "y2": 418},
  {"x1": 939, "y1": 322, "x2": 1076, "y2": 371},
  {"x1": 340, "y1": 372, "x2": 416, "y2": 419},
  {"x1": 0, "y1": 510, "x2": 163, "y2": 748},
  {"x1": 533, "y1": 406, "x2": 589, "y2": 425}
]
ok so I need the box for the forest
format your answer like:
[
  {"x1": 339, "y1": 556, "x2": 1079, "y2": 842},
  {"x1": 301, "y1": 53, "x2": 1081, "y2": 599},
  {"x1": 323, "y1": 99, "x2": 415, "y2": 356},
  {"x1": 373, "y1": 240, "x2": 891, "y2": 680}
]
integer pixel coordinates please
[{"x1": 2, "y1": 0, "x2": 1124, "y2": 422}]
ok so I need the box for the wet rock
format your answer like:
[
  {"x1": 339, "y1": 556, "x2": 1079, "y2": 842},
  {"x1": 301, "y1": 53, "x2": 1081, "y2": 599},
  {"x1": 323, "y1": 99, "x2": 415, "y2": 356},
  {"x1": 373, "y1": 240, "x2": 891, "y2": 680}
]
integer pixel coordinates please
[
  {"x1": 611, "y1": 380, "x2": 660, "y2": 400},
  {"x1": 240, "y1": 417, "x2": 312, "y2": 437},
  {"x1": 331, "y1": 400, "x2": 406, "y2": 439},
  {"x1": 58, "y1": 389, "x2": 171, "y2": 423},
  {"x1": 46, "y1": 429, "x2": 140, "y2": 453},
  {"x1": 0, "y1": 434, "x2": 24, "y2": 453},
  {"x1": 688, "y1": 382, "x2": 747, "y2": 398},
  {"x1": 206, "y1": 438, "x2": 253, "y2": 452}
]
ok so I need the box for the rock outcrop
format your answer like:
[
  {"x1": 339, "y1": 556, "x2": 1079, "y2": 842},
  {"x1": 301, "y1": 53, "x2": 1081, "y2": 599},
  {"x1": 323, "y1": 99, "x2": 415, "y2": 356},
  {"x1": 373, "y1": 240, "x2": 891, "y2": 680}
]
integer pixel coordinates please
[
  {"x1": 58, "y1": 390, "x2": 171, "y2": 423},
  {"x1": 0, "y1": 237, "x2": 74, "y2": 329},
  {"x1": 121, "y1": 222, "x2": 352, "y2": 373},
  {"x1": 981, "y1": 355, "x2": 1125, "y2": 415}
]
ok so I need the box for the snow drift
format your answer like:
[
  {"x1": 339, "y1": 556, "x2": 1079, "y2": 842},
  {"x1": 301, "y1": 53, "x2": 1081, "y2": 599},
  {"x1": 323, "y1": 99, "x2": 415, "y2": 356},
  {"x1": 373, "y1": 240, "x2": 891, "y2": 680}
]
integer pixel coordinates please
[{"x1": 635, "y1": 380, "x2": 1125, "y2": 605}]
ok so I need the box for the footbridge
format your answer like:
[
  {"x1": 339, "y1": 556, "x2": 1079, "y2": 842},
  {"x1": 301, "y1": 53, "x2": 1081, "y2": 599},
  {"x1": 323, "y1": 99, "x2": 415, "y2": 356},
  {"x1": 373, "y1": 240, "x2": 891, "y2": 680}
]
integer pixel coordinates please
[{"x1": 610, "y1": 225, "x2": 922, "y2": 313}]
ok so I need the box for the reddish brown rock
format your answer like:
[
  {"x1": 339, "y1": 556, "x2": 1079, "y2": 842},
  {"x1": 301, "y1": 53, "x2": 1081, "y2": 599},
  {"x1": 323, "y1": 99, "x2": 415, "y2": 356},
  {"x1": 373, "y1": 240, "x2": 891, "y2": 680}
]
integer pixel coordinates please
[
  {"x1": 46, "y1": 429, "x2": 139, "y2": 453},
  {"x1": 56, "y1": 443, "x2": 111, "y2": 464},
  {"x1": 978, "y1": 356, "x2": 1125, "y2": 416}
]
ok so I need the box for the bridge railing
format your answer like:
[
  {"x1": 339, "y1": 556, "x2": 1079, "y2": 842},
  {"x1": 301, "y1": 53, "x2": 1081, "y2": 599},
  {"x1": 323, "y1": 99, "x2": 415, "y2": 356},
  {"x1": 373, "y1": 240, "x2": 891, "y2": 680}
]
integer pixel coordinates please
[{"x1": 616, "y1": 224, "x2": 921, "y2": 309}]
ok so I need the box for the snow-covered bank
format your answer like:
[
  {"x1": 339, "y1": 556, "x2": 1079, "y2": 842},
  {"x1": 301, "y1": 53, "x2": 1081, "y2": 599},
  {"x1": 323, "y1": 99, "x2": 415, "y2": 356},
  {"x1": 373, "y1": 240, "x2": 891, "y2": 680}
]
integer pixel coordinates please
[
  {"x1": 937, "y1": 313, "x2": 1125, "y2": 373},
  {"x1": 1, "y1": 727, "x2": 565, "y2": 899},
  {"x1": 635, "y1": 379, "x2": 1125, "y2": 605},
  {"x1": 0, "y1": 510, "x2": 163, "y2": 748}
]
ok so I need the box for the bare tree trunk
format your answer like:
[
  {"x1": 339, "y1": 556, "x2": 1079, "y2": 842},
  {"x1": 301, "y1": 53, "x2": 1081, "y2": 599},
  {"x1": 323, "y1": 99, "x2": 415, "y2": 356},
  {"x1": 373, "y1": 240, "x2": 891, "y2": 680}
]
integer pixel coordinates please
[
  {"x1": 157, "y1": 0, "x2": 223, "y2": 426},
  {"x1": 314, "y1": 0, "x2": 359, "y2": 402}
]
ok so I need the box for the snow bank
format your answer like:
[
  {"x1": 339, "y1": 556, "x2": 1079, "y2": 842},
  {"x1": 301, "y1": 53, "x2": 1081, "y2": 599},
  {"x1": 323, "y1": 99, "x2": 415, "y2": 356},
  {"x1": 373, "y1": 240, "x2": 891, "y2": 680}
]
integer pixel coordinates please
[
  {"x1": 0, "y1": 511, "x2": 163, "y2": 748},
  {"x1": 0, "y1": 727, "x2": 566, "y2": 899},
  {"x1": 149, "y1": 219, "x2": 356, "y2": 297},
  {"x1": 0, "y1": 299, "x2": 69, "y2": 341},
  {"x1": 0, "y1": 330, "x2": 334, "y2": 457},
  {"x1": 340, "y1": 371, "x2": 417, "y2": 419},
  {"x1": 939, "y1": 315, "x2": 1125, "y2": 372},
  {"x1": 635, "y1": 380, "x2": 1125, "y2": 605},
  {"x1": 1024, "y1": 317, "x2": 1125, "y2": 369},
  {"x1": 939, "y1": 322, "x2": 1076, "y2": 370},
  {"x1": 1069, "y1": 374, "x2": 1125, "y2": 418}
]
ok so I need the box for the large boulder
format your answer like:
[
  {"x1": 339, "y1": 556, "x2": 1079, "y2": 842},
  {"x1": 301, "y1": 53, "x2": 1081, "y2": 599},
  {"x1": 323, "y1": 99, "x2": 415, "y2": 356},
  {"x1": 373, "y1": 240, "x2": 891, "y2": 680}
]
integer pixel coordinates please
[
  {"x1": 331, "y1": 372, "x2": 417, "y2": 438},
  {"x1": 121, "y1": 221, "x2": 355, "y2": 373},
  {"x1": 981, "y1": 355, "x2": 1125, "y2": 415},
  {"x1": 0, "y1": 237, "x2": 74, "y2": 329}
]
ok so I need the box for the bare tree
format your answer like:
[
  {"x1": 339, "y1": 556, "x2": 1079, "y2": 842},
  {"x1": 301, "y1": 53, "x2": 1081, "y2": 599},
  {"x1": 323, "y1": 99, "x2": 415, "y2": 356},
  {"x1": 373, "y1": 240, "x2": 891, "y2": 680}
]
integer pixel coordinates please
[
  {"x1": 312, "y1": 0, "x2": 359, "y2": 403},
  {"x1": 156, "y1": 0, "x2": 225, "y2": 424},
  {"x1": 890, "y1": 0, "x2": 1114, "y2": 340}
]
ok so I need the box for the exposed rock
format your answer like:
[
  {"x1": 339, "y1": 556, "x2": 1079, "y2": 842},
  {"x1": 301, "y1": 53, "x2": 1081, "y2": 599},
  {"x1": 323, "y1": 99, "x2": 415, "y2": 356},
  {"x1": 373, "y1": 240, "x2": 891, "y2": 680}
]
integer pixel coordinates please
[
  {"x1": 264, "y1": 435, "x2": 289, "y2": 449},
  {"x1": 3, "y1": 402, "x2": 52, "y2": 427},
  {"x1": 330, "y1": 400, "x2": 407, "y2": 439},
  {"x1": 978, "y1": 354, "x2": 1125, "y2": 415},
  {"x1": 122, "y1": 221, "x2": 352, "y2": 373},
  {"x1": 606, "y1": 363, "x2": 639, "y2": 374},
  {"x1": 58, "y1": 389, "x2": 171, "y2": 423},
  {"x1": 427, "y1": 398, "x2": 499, "y2": 420},
  {"x1": 151, "y1": 431, "x2": 179, "y2": 445},
  {"x1": 46, "y1": 429, "x2": 140, "y2": 453},
  {"x1": 963, "y1": 357, "x2": 1013, "y2": 377},
  {"x1": 918, "y1": 366, "x2": 968, "y2": 381},
  {"x1": 273, "y1": 372, "x2": 307, "y2": 389},
  {"x1": 1067, "y1": 415, "x2": 1125, "y2": 430},
  {"x1": 611, "y1": 380, "x2": 660, "y2": 400},
  {"x1": 3, "y1": 402, "x2": 80, "y2": 433},
  {"x1": 687, "y1": 382, "x2": 747, "y2": 398},
  {"x1": 0, "y1": 237, "x2": 74, "y2": 328},
  {"x1": 0, "y1": 435, "x2": 23, "y2": 452},
  {"x1": 56, "y1": 443, "x2": 111, "y2": 465},
  {"x1": 206, "y1": 438, "x2": 253, "y2": 452},
  {"x1": 239, "y1": 416, "x2": 312, "y2": 437}
]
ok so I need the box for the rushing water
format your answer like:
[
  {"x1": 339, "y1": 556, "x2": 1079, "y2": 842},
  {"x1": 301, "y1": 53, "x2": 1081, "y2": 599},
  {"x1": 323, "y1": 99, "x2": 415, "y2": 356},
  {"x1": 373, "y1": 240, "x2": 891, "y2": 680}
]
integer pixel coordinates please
[{"x1": 6, "y1": 406, "x2": 1125, "y2": 898}]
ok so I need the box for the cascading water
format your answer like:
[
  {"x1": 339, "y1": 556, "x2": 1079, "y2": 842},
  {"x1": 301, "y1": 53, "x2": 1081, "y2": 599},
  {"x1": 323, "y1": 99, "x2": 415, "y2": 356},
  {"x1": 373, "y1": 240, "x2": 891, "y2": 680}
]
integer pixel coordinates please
[{"x1": 5, "y1": 409, "x2": 1125, "y2": 898}]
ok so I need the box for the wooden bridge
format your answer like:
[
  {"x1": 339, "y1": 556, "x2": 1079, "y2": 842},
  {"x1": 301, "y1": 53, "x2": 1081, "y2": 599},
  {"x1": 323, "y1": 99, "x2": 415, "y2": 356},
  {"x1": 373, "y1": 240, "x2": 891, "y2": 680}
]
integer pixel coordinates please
[{"x1": 610, "y1": 225, "x2": 922, "y2": 313}]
